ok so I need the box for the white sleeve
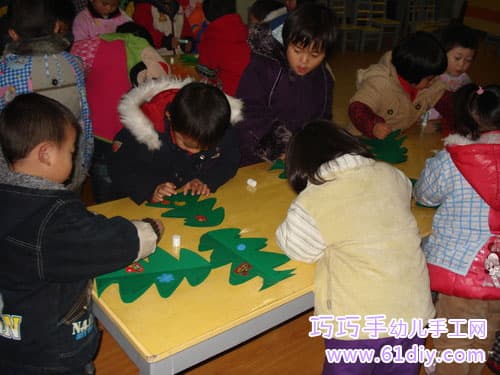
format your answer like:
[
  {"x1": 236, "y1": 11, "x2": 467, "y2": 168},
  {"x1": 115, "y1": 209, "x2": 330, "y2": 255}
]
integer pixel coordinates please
[
  {"x1": 131, "y1": 220, "x2": 158, "y2": 261},
  {"x1": 276, "y1": 200, "x2": 327, "y2": 263}
]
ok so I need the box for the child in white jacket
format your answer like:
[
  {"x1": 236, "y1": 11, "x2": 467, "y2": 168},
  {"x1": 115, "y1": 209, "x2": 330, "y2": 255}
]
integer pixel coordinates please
[{"x1": 276, "y1": 120, "x2": 434, "y2": 375}]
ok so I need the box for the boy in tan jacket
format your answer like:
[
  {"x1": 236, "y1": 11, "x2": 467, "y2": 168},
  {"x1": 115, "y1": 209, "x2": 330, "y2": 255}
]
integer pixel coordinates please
[{"x1": 349, "y1": 32, "x2": 454, "y2": 139}]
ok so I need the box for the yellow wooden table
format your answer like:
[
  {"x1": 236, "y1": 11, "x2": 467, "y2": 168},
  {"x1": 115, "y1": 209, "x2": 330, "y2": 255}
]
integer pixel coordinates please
[{"x1": 90, "y1": 125, "x2": 443, "y2": 375}]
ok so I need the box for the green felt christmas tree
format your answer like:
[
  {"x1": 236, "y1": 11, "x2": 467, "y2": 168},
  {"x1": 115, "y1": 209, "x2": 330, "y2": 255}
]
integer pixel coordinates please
[
  {"x1": 269, "y1": 159, "x2": 286, "y2": 179},
  {"x1": 360, "y1": 129, "x2": 408, "y2": 164},
  {"x1": 146, "y1": 194, "x2": 224, "y2": 227},
  {"x1": 198, "y1": 228, "x2": 295, "y2": 290},
  {"x1": 95, "y1": 248, "x2": 212, "y2": 303}
]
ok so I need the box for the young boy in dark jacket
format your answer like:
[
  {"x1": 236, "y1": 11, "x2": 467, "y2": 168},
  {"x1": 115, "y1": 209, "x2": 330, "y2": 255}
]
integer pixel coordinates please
[
  {"x1": 236, "y1": 3, "x2": 336, "y2": 166},
  {"x1": 110, "y1": 78, "x2": 242, "y2": 204},
  {"x1": 0, "y1": 94, "x2": 163, "y2": 374}
]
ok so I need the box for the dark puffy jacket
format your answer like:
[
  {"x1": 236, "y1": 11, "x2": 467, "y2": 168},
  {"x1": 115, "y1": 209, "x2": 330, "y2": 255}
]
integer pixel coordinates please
[
  {"x1": 235, "y1": 24, "x2": 334, "y2": 166},
  {"x1": 0, "y1": 176, "x2": 142, "y2": 370}
]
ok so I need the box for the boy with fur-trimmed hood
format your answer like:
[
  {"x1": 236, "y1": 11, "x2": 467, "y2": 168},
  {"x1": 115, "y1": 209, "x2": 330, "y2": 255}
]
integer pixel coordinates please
[{"x1": 110, "y1": 78, "x2": 242, "y2": 204}]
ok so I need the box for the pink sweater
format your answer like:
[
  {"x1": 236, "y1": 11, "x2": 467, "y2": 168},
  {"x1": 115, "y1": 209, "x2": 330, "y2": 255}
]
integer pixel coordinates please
[{"x1": 73, "y1": 8, "x2": 130, "y2": 41}]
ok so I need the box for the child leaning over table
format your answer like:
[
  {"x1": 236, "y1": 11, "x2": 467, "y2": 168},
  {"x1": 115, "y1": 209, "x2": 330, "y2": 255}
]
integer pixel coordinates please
[
  {"x1": 349, "y1": 32, "x2": 453, "y2": 140},
  {"x1": 0, "y1": 94, "x2": 163, "y2": 375},
  {"x1": 276, "y1": 120, "x2": 435, "y2": 375},
  {"x1": 109, "y1": 78, "x2": 242, "y2": 205},
  {"x1": 0, "y1": 0, "x2": 93, "y2": 190},
  {"x1": 413, "y1": 84, "x2": 500, "y2": 375}
]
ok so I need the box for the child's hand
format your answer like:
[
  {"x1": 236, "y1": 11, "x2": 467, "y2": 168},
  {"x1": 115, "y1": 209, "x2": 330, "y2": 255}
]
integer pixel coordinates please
[
  {"x1": 373, "y1": 122, "x2": 392, "y2": 139},
  {"x1": 171, "y1": 37, "x2": 179, "y2": 50},
  {"x1": 151, "y1": 182, "x2": 177, "y2": 203},
  {"x1": 182, "y1": 179, "x2": 210, "y2": 196},
  {"x1": 182, "y1": 41, "x2": 193, "y2": 53}
]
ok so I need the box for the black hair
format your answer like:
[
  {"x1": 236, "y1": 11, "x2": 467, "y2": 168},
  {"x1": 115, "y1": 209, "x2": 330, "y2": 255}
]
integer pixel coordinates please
[
  {"x1": 116, "y1": 21, "x2": 155, "y2": 47},
  {"x1": 392, "y1": 32, "x2": 447, "y2": 84},
  {"x1": 288, "y1": 0, "x2": 317, "y2": 11},
  {"x1": 249, "y1": 0, "x2": 284, "y2": 23},
  {"x1": 87, "y1": 0, "x2": 121, "y2": 19},
  {"x1": 169, "y1": 82, "x2": 231, "y2": 149},
  {"x1": 53, "y1": 0, "x2": 76, "y2": 28},
  {"x1": 441, "y1": 23, "x2": 478, "y2": 52},
  {"x1": 7, "y1": 0, "x2": 57, "y2": 39},
  {"x1": 0, "y1": 93, "x2": 80, "y2": 164},
  {"x1": 203, "y1": 0, "x2": 236, "y2": 22},
  {"x1": 297, "y1": 0, "x2": 316, "y2": 6},
  {"x1": 452, "y1": 84, "x2": 500, "y2": 140},
  {"x1": 282, "y1": 3, "x2": 337, "y2": 58},
  {"x1": 285, "y1": 120, "x2": 373, "y2": 194}
]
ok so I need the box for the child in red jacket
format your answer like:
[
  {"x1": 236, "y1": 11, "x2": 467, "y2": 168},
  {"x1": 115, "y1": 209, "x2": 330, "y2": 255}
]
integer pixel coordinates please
[{"x1": 198, "y1": 0, "x2": 250, "y2": 95}]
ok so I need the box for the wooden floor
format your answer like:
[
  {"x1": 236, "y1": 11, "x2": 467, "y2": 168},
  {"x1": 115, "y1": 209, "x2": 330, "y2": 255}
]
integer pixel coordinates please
[{"x1": 90, "y1": 40, "x2": 500, "y2": 374}]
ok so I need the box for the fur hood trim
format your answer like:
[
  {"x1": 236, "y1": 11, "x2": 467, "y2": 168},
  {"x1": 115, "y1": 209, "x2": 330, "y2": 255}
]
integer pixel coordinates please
[
  {"x1": 444, "y1": 131, "x2": 500, "y2": 147},
  {"x1": 443, "y1": 134, "x2": 475, "y2": 147},
  {"x1": 118, "y1": 77, "x2": 244, "y2": 150},
  {"x1": 248, "y1": 23, "x2": 287, "y2": 64},
  {"x1": 4, "y1": 34, "x2": 70, "y2": 56}
]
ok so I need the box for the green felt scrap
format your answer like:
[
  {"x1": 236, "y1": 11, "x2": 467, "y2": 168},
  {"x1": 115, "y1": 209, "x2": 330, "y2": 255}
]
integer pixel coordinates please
[
  {"x1": 180, "y1": 54, "x2": 199, "y2": 65},
  {"x1": 95, "y1": 248, "x2": 211, "y2": 303},
  {"x1": 198, "y1": 228, "x2": 295, "y2": 290},
  {"x1": 146, "y1": 194, "x2": 224, "y2": 227},
  {"x1": 269, "y1": 159, "x2": 286, "y2": 179},
  {"x1": 360, "y1": 129, "x2": 408, "y2": 164}
]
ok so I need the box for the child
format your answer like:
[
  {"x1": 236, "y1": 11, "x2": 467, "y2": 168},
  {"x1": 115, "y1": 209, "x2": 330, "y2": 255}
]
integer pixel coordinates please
[
  {"x1": 198, "y1": 0, "x2": 250, "y2": 96},
  {"x1": 133, "y1": 0, "x2": 169, "y2": 48},
  {"x1": 73, "y1": 0, "x2": 131, "y2": 41},
  {"x1": 110, "y1": 78, "x2": 242, "y2": 204},
  {"x1": 349, "y1": 31, "x2": 452, "y2": 139},
  {"x1": 150, "y1": 0, "x2": 194, "y2": 53},
  {"x1": 271, "y1": 0, "x2": 315, "y2": 44},
  {"x1": 186, "y1": 0, "x2": 207, "y2": 47},
  {"x1": 427, "y1": 24, "x2": 478, "y2": 122},
  {"x1": 236, "y1": 3, "x2": 336, "y2": 166},
  {"x1": 71, "y1": 22, "x2": 169, "y2": 202},
  {"x1": 414, "y1": 84, "x2": 500, "y2": 375},
  {"x1": 54, "y1": 0, "x2": 77, "y2": 46},
  {"x1": 0, "y1": 93, "x2": 163, "y2": 374},
  {"x1": 0, "y1": 0, "x2": 92, "y2": 189},
  {"x1": 276, "y1": 120, "x2": 435, "y2": 375}
]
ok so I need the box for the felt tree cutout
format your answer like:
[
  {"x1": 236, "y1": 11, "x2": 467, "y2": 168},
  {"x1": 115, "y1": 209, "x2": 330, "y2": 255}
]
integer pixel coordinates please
[
  {"x1": 269, "y1": 159, "x2": 286, "y2": 179},
  {"x1": 146, "y1": 194, "x2": 224, "y2": 227},
  {"x1": 198, "y1": 228, "x2": 295, "y2": 290},
  {"x1": 95, "y1": 248, "x2": 211, "y2": 303},
  {"x1": 360, "y1": 129, "x2": 408, "y2": 164}
]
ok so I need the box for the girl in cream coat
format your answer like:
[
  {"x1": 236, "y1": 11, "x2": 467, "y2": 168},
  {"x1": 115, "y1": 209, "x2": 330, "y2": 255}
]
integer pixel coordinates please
[{"x1": 276, "y1": 120, "x2": 434, "y2": 375}]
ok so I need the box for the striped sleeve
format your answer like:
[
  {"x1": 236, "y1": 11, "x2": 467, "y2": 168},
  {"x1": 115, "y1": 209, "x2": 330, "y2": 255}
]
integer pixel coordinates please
[{"x1": 275, "y1": 200, "x2": 327, "y2": 263}]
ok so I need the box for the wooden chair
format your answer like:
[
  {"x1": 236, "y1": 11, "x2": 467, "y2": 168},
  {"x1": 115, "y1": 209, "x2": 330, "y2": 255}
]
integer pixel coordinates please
[
  {"x1": 406, "y1": 0, "x2": 449, "y2": 35},
  {"x1": 355, "y1": 0, "x2": 384, "y2": 52},
  {"x1": 331, "y1": 0, "x2": 383, "y2": 52},
  {"x1": 369, "y1": 0, "x2": 401, "y2": 47},
  {"x1": 331, "y1": 0, "x2": 361, "y2": 52}
]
